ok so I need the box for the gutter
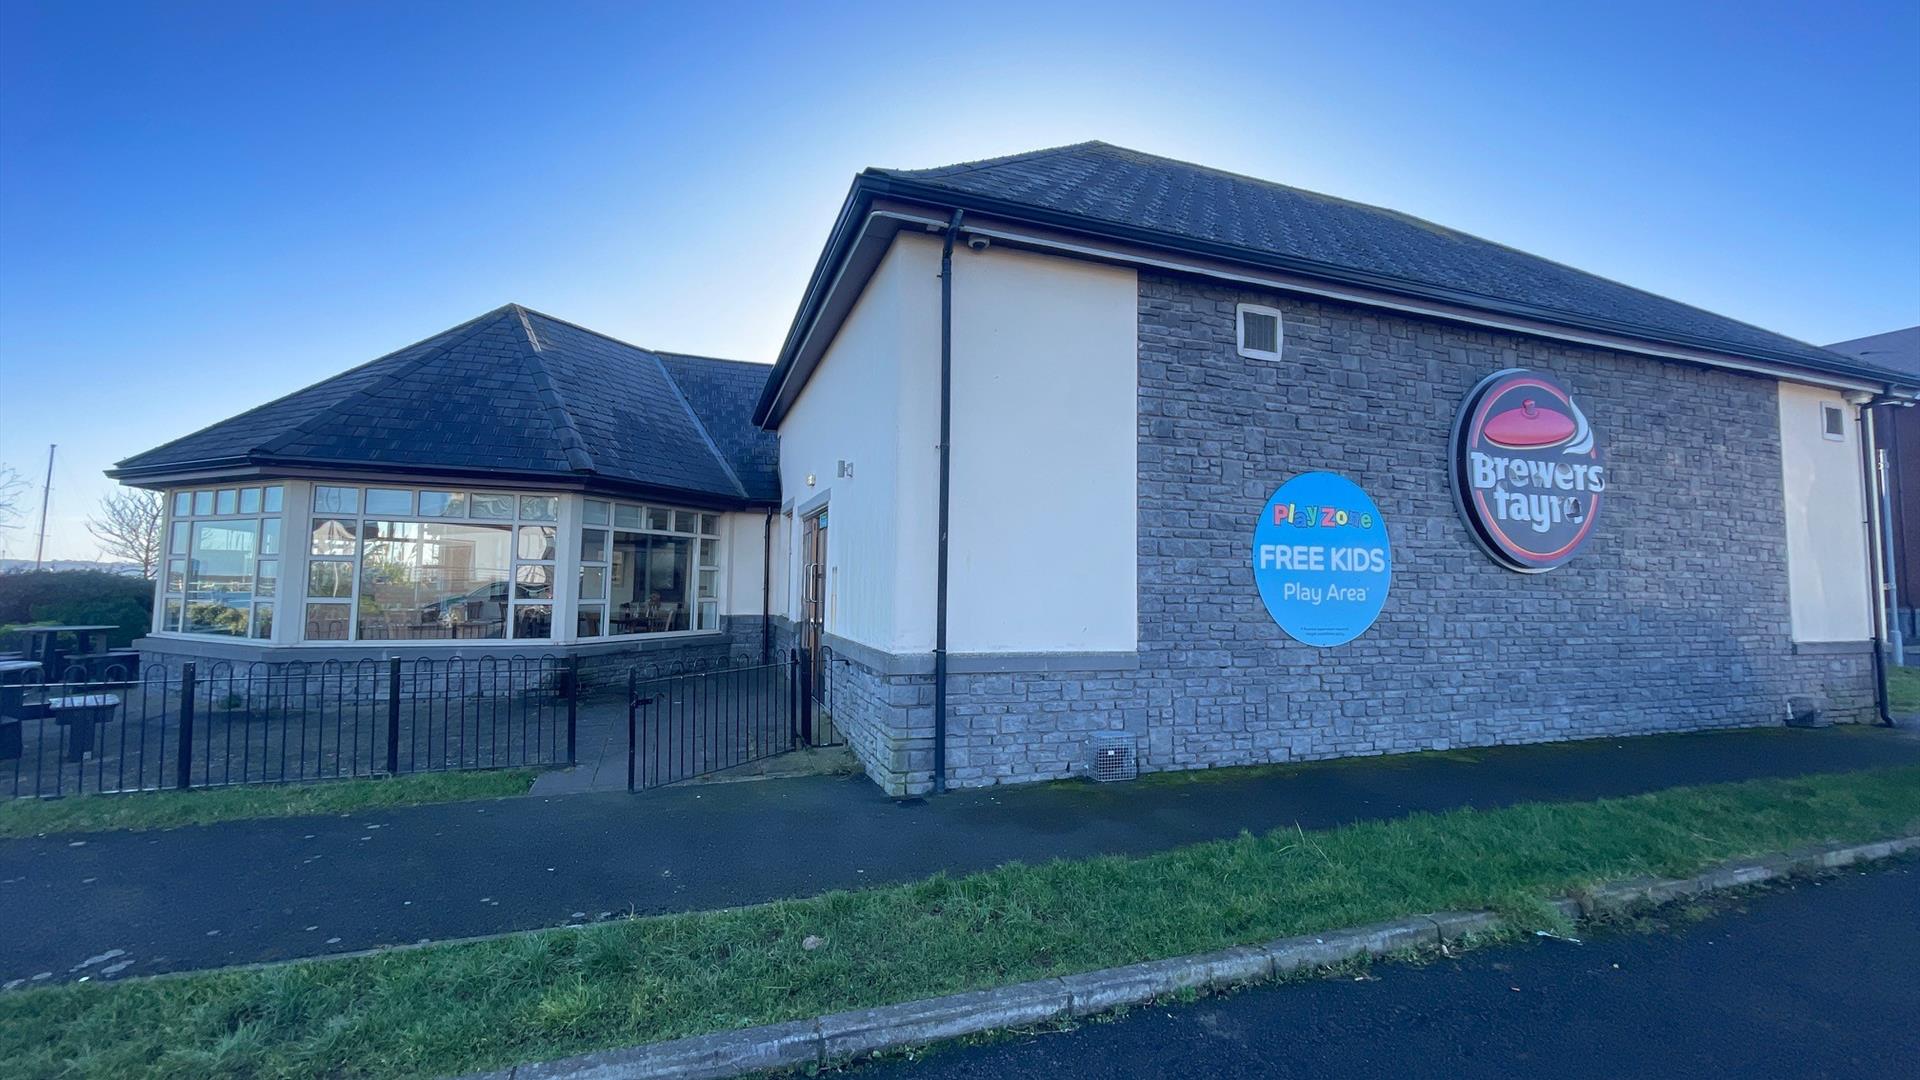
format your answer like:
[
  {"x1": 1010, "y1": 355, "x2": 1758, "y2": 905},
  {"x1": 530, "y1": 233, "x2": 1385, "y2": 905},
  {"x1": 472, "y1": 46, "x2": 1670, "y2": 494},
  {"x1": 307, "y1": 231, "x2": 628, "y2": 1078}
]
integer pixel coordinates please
[{"x1": 933, "y1": 208, "x2": 964, "y2": 794}]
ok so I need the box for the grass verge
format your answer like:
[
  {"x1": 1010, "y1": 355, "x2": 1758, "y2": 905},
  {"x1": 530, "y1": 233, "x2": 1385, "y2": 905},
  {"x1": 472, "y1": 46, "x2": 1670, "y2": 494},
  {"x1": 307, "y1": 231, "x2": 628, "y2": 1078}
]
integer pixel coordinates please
[
  {"x1": 4, "y1": 766, "x2": 1917, "y2": 1079},
  {"x1": 0, "y1": 770, "x2": 538, "y2": 839},
  {"x1": 1888, "y1": 665, "x2": 1920, "y2": 713}
]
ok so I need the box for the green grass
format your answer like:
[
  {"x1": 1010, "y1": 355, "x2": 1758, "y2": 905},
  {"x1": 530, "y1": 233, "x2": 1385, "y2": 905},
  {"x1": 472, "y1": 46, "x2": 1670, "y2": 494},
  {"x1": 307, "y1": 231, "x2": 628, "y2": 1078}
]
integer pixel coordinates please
[
  {"x1": 0, "y1": 770, "x2": 538, "y2": 838},
  {"x1": 5, "y1": 766, "x2": 1917, "y2": 1079},
  {"x1": 1887, "y1": 665, "x2": 1920, "y2": 713}
]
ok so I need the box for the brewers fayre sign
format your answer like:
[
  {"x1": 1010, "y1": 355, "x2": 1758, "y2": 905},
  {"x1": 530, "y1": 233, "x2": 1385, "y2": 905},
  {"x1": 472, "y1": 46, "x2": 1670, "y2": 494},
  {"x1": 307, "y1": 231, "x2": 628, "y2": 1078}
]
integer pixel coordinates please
[{"x1": 1450, "y1": 369, "x2": 1606, "y2": 573}]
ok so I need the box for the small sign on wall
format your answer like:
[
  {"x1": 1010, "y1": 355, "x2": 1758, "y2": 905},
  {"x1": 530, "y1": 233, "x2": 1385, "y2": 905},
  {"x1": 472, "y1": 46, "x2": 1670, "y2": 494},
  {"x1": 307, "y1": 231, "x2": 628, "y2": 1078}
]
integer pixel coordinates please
[
  {"x1": 1449, "y1": 369, "x2": 1607, "y2": 573},
  {"x1": 1252, "y1": 472, "x2": 1392, "y2": 646}
]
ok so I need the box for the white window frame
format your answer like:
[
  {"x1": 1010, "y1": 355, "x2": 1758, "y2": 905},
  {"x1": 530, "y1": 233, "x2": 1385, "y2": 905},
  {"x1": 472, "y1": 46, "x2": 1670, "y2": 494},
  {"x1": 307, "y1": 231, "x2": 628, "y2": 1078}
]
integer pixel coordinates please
[
  {"x1": 579, "y1": 502, "x2": 724, "y2": 641},
  {"x1": 1235, "y1": 303, "x2": 1285, "y2": 362},
  {"x1": 1821, "y1": 402, "x2": 1847, "y2": 442},
  {"x1": 155, "y1": 484, "x2": 287, "y2": 641}
]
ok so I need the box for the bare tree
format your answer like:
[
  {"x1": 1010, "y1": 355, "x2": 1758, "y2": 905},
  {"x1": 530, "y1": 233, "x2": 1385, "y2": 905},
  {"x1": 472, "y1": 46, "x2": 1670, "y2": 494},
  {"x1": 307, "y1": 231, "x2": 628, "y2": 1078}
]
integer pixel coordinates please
[
  {"x1": 88, "y1": 488, "x2": 164, "y2": 577},
  {"x1": 0, "y1": 464, "x2": 25, "y2": 533}
]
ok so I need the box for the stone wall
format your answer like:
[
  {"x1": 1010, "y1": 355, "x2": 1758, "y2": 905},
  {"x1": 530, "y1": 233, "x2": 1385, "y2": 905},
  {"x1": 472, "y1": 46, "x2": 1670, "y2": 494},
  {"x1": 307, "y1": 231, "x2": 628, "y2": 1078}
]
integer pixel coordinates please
[{"x1": 846, "y1": 273, "x2": 1875, "y2": 795}]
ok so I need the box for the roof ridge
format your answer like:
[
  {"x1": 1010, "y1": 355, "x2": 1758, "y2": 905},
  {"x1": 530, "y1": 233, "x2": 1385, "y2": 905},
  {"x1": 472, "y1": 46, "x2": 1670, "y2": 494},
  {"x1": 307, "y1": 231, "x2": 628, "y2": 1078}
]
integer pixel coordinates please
[
  {"x1": 877, "y1": 141, "x2": 1107, "y2": 179},
  {"x1": 652, "y1": 350, "x2": 747, "y2": 499},
  {"x1": 513, "y1": 306, "x2": 597, "y2": 474},
  {"x1": 653, "y1": 350, "x2": 773, "y2": 370}
]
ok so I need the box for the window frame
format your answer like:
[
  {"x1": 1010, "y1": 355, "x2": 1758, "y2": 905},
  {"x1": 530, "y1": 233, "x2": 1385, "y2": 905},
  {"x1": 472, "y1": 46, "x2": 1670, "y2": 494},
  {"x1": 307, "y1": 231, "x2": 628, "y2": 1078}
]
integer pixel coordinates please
[
  {"x1": 1235, "y1": 303, "x2": 1285, "y2": 362},
  {"x1": 578, "y1": 500, "x2": 723, "y2": 641},
  {"x1": 155, "y1": 485, "x2": 285, "y2": 640},
  {"x1": 1821, "y1": 402, "x2": 1847, "y2": 442}
]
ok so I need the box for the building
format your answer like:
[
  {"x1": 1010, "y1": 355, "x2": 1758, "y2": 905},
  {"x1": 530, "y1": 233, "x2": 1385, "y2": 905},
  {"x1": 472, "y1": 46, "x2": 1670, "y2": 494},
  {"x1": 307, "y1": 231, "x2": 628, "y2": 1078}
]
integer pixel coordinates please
[
  {"x1": 1826, "y1": 326, "x2": 1920, "y2": 653},
  {"x1": 113, "y1": 142, "x2": 1915, "y2": 795}
]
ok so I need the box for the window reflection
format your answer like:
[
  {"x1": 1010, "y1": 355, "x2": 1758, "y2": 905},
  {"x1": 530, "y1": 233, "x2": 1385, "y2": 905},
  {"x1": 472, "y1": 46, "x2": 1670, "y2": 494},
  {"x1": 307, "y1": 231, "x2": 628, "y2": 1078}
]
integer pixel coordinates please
[
  {"x1": 355, "y1": 520, "x2": 512, "y2": 640},
  {"x1": 608, "y1": 532, "x2": 693, "y2": 634}
]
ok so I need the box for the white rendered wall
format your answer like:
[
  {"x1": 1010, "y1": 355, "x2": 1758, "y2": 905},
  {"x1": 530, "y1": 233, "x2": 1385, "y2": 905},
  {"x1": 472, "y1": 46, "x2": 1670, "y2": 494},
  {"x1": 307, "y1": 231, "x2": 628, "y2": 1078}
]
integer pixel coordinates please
[
  {"x1": 720, "y1": 511, "x2": 769, "y2": 618},
  {"x1": 1777, "y1": 382, "x2": 1872, "y2": 642},
  {"x1": 776, "y1": 235, "x2": 941, "y2": 652},
  {"x1": 944, "y1": 242, "x2": 1139, "y2": 653}
]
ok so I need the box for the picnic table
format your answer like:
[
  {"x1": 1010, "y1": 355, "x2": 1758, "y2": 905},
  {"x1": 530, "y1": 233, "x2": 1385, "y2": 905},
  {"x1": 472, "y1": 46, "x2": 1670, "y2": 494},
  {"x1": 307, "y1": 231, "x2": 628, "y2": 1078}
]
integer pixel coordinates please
[
  {"x1": 0, "y1": 659, "x2": 43, "y2": 759},
  {"x1": 48, "y1": 694, "x2": 121, "y2": 762},
  {"x1": 11, "y1": 625, "x2": 118, "y2": 681}
]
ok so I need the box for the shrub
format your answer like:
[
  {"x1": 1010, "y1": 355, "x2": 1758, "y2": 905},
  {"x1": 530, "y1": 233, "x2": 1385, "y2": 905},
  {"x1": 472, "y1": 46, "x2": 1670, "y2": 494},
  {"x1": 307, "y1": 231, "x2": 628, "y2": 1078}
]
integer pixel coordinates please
[{"x1": 0, "y1": 570, "x2": 153, "y2": 649}]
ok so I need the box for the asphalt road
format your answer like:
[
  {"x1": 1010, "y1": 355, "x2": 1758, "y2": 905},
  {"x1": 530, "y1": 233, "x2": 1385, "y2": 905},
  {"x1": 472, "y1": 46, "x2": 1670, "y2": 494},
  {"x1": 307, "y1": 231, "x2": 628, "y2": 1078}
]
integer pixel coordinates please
[
  {"x1": 3, "y1": 725, "x2": 1915, "y2": 986},
  {"x1": 856, "y1": 859, "x2": 1920, "y2": 1080}
]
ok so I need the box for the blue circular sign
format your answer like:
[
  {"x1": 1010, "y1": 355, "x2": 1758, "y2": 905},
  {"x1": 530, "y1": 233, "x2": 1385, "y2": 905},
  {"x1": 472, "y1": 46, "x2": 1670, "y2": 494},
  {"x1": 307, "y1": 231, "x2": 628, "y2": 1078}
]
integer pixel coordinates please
[{"x1": 1252, "y1": 472, "x2": 1392, "y2": 647}]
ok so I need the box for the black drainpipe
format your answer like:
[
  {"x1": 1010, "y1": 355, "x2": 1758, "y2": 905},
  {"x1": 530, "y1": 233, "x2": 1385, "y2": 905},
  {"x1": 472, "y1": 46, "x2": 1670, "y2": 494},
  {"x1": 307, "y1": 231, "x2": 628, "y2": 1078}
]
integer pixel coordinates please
[
  {"x1": 761, "y1": 508, "x2": 773, "y2": 665},
  {"x1": 1858, "y1": 399, "x2": 1897, "y2": 726},
  {"x1": 933, "y1": 208, "x2": 965, "y2": 794}
]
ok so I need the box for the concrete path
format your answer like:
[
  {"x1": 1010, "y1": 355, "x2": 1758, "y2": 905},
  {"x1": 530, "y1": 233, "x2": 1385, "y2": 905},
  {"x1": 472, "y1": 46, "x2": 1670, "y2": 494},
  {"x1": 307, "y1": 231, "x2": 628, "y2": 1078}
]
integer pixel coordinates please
[
  {"x1": 3, "y1": 726, "x2": 1916, "y2": 988},
  {"x1": 853, "y1": 857, "x2": 1920, "y2": 1079}
]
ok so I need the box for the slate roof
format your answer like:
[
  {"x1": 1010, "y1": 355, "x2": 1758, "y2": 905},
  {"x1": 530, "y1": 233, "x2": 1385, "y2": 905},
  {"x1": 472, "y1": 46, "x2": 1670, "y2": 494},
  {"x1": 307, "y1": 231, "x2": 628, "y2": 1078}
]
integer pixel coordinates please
[
  {"x1": 112, "y1": 305, "x2": 779, "y2": 504},
  {"x1": 864, "y1": 141, "x2": 1885, "y2": 379},
  {"x1": 1827, "y1": 327, "x2": 1920, "y2": 379}
]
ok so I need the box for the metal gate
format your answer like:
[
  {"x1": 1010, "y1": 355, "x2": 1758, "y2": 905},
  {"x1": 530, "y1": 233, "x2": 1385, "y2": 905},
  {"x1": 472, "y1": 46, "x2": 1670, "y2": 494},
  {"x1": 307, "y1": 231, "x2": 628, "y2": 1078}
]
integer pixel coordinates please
[{"x1": 626, "y1": 646, "x2": 844, "y2": 790}]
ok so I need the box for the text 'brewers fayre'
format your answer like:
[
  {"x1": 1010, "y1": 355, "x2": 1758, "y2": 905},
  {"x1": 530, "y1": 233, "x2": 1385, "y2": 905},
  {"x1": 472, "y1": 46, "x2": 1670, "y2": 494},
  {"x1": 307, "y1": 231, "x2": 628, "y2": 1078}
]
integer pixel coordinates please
[
  {"x1": 1450, "y1": 369, "x2": 1606, "y2": 572},
  {"x1": 1252, "y1": 471, "x2": 1392, "y2": 647}
]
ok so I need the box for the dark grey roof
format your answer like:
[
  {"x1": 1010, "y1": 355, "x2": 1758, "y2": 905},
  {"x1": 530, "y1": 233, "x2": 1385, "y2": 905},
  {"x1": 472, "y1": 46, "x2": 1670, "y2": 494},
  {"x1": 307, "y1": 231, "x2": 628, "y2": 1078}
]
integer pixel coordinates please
[
  {"x1": 112, "y1": 305, "x2": 778, "y2": 504},
  {"x1": 1827, "y1": 327, "x2": 1920, "y2": 379},
  {"x1": 867, "y1": 142, "x2": 1881, "y2": 378}
]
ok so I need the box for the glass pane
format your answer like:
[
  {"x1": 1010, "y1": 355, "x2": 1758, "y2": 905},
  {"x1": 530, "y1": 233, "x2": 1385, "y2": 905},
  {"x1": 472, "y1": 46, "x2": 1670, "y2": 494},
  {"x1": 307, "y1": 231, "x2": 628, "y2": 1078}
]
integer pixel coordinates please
[
  {"x1": 215, "y1": 489, "x2": 237, "y2": 515},
  {"x1": 365, "y1": 488, "x2": 412, "y2": 515},
  {"x1": 512, "y1": 604, "x2": 553, "y2": 640},
  {"x1": 261, "y1": 518, "x2": 282, "y2": 557},
  {"x1": 698, "y1": 568, "x2": 718, "y2": 599},
  {"x1": 576, "y1": 604, "x2": 605, "y2": 638},
  {"x1": 188, "y1": 521, "x2": 257, "y2": 613},
  {"x1": 516, "y1": 526, "x2": 557, "y2": 562},
  {"x1": 256, "y1": 559, "x2": 279, "y2": 597},
  {"x1": 583, "y1": 499, "x2": 609, "y2": 526},
  {"x1": 252, "y1": 603, "x2": 274, "y2": 640},
  {"x1": 184, "y1": 598, "x2": 249, "y2": 637},
  {"x1": 701, "y1": 513, "x2": 719, "y2": 536},
  {"x1": 311, "y1": 518, "x2": 357, "y2": 556},
  {"x1": 518, "y1": 495, "x2": 558, "y2": 522},
  {"x1": 419, "y1": 491, "x2": 467, "y2": 518},
  {"x1": 163, "y1": 597, "x2": 184, "y2": 632},
  {"x1": 165, "y1": 558, "x2": 186, "y2": 595},
  {"x1": 648, "y1": 508, "x2": 672, "y2": 532},
  {"x1": 170, "y1": 521, "x2": 190, "y2": 555},
  {"x1": 513, "y1": 564, "x2": 554, "y2": 600},
  {"x1": 699, "y1": 539, "x2": 717, "y2": 566},
  {"x1": 303, "y1": 603, "x2": 351, "y2": 641},
  {"x1": 355, "y1": 520, "x2": 510, "y2": 640},
  {"x1": 172, "y1": 491, "x2": 191, "y2": 516},
  {"x1": 313, "y1": 485, "x2": 359, "y2": 514},
  {"x1": 469, "y1": 493, "x2": 514, "y2": 520},
  {"x1": 579, "y1": 565, "x2": 606, "y2": 600},
  {"x1": 606, "y1": 533, "x2": 692, "y2": 633},
  {"x1": 307, "y1": 560, "x2": 354, "y2": 598},
  {"x1": 674, "y1": 510, "x2": 697, "y2": 534},
  {"x1": 614, "y1": 504, "x2": 643, "y2": 529},
  {"x1": 239, "y1": 487, "x2": 261, "y2": 515},
  {"x1": 698, "y1": 600, "x2": 718, "y2": 631},
  {"x1": 193, "y1": 491, "x2": 213, "y2": 515},
  {"x1": 263, "y1": 485, "x2": 283, "y2": 513},
  {"x1": 580, "y1": 529, "x2": 607, "y2": 563}
]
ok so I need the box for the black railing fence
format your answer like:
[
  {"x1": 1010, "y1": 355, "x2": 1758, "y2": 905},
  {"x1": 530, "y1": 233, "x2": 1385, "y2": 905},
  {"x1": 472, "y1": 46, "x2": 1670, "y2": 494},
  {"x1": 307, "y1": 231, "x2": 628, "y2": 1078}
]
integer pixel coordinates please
[
  {"x1": 1, "y1": 656, "x2": 576, "y2": 800},
  {"x1": 627, "y1": 646, "x2": 846, "y2": 790}
]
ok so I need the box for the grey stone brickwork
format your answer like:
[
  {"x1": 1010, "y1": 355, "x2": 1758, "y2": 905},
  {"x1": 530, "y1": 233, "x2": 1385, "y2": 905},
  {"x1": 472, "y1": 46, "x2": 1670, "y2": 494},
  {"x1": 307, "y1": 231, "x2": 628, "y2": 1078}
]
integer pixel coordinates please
[{"x1": 845, "y1": 272, "x2": 1875, "y2": 796}]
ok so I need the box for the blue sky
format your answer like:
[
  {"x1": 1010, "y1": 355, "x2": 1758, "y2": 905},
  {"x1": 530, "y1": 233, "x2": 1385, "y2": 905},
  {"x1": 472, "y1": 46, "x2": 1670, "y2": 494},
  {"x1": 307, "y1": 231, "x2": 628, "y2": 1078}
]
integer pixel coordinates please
[{"x1": 2, "y1": 1, "x2": 1916, "y2": 560}]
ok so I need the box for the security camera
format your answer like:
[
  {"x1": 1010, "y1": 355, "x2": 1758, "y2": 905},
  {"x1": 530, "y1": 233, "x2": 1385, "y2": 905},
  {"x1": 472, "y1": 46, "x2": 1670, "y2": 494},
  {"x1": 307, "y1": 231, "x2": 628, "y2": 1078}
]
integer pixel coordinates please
[{"x1": 966, "y1": 234, "x2": 991, "y2": 252}]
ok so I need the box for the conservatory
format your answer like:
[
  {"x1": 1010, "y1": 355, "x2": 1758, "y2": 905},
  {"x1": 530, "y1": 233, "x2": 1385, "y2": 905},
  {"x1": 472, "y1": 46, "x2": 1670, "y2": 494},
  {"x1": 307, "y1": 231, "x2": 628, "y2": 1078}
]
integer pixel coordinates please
[{"x1": 111, "y1": 305, "x2": 779, "y2": 676}]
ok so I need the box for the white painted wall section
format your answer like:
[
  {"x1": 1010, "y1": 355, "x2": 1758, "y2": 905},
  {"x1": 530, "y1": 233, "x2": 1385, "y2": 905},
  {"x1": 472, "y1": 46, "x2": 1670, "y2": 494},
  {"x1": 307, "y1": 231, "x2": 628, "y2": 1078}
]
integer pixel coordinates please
[
  {"x1": 1777, "y1": 382, "x2": 1872, "y2": 642},
  {"x1": 945, "y1": 242, "x2": 1140, "y2": 653},
  {"x1": 720, "y1": 511, "x2": 768, "y2": 617}
]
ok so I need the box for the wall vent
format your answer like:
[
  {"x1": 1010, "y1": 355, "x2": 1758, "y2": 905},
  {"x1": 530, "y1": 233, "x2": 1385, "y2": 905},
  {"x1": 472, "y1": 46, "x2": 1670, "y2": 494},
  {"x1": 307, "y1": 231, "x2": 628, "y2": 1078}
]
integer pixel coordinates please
[
  {"x1": 1236, "y1": 303, "x2": 1284, "y2": 361},
  {"x1": 1089, "y1": 731, "x2": 1139, "y2": 782}
]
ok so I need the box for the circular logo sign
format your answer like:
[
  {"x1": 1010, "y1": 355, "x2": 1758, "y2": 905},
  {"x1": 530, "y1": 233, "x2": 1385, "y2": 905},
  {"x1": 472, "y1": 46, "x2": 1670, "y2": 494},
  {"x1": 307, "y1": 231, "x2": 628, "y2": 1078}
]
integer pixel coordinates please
[
  {"x1": 1252, "y1": 472, "x2": 1392, "y2": 647},
  {"x1": 1450, "y1": 369, "x2": 1607, "y2": 573}
]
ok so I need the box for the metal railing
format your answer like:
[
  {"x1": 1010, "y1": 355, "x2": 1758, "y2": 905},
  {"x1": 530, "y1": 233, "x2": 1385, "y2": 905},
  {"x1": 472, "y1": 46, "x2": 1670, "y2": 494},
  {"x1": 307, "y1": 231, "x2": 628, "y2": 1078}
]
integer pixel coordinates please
[
  {"x1": 1, "y1": 656, "x2": 577, "y2": 800},
  {"x1": 626, "y1": 647, "x2": 845, "y2": 790}
]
